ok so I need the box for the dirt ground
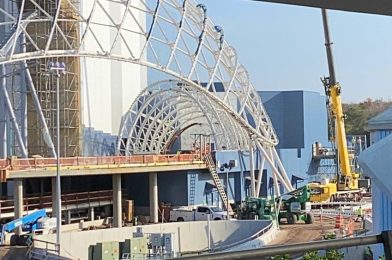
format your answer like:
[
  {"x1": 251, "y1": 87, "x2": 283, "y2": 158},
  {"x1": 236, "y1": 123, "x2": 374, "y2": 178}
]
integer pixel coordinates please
[{"x1": 269, "y1": 216, "x2": 363, "y2": 245}]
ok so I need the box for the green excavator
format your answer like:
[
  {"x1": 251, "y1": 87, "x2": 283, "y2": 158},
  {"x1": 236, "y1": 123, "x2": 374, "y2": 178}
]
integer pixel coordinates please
[{"x1": 237, "y1": 185, "x2": 314, "y2": 224}]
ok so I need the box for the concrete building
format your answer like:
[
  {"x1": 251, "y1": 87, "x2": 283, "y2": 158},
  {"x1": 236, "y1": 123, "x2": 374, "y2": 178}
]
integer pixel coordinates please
[
  {"x1": 260, "y1": 90, "x2": 329, "y2": 182},
  {"x1": 360, "y1": 106, "x2": 392, "y2": 258}
]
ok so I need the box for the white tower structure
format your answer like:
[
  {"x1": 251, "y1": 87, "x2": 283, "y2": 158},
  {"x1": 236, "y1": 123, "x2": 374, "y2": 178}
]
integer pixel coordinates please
[{"x1": 80, "y1": 2, "x2": 147, "y2": 155}]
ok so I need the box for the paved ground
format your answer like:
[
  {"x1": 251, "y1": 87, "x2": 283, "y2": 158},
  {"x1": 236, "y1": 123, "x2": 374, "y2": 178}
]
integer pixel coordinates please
[
  {"x1": 0, "y1": 246, "x2": 28, "y2": 260},
  {"x1": 269, "y1": 216, "x2": 363, "y2": 245}
]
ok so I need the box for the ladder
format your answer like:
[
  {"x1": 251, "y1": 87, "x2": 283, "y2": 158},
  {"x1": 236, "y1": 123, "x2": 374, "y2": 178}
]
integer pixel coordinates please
[
  {"x1": 204, "y1": 154, "x2": 233, "y2": 213},
  {"x1": 188, "y1": 173, "x2": 197, "y2": 206}
]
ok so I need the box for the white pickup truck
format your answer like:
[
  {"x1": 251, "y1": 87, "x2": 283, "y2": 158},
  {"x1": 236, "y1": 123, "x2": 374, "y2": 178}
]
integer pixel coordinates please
[{"x1": 170, "y1": 206, "x2": 227, "y2": 222}]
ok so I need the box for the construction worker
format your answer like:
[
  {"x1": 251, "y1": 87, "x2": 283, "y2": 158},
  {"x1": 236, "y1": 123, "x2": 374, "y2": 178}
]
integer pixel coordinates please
[{"x1": 355, "y1": 206, "x2": 363, "y2": 222}]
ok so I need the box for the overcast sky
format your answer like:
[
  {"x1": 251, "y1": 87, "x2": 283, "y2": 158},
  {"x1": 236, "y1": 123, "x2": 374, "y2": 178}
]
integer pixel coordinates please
[{"x1": 202, "y1": 0, "x2": 392, "y2": 103}]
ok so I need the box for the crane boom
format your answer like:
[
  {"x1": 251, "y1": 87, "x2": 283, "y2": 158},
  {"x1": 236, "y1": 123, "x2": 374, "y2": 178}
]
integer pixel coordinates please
[
  {"x1": 321, "y1": 9, "x2": 358, "y2": 190},
  {"x1": 321, "y1": 9, "x2": 336, "y2": 85}
]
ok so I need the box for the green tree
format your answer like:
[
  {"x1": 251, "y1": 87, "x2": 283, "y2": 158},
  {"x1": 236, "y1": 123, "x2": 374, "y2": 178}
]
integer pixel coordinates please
[{"x1": 343, "y1": 98, "x2": 392, "y2": 135}]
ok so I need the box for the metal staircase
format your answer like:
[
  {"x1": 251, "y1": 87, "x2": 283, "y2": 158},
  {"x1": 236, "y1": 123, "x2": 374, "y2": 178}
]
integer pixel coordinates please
[
  {"x1": 204, "y1": 153, "x2": 233, "y2": 213},
  {"x1": 189, "y1": 172, "x2": 197, "y2": 206}
]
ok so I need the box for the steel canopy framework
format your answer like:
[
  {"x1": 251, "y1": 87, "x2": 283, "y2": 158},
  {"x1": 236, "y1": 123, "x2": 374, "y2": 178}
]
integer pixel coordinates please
[{"x1": 0, "y1": 0, "x2": 293, "y2": 194}]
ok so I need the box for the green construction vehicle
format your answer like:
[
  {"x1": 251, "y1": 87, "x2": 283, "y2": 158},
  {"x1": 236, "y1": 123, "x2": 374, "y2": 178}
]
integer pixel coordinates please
[
  {"x1": 237, "y1": 197, "x2": 274, "y2": 220},
  {"x1": 277, "y1": 185, "x2": 314, "y2": 224}
]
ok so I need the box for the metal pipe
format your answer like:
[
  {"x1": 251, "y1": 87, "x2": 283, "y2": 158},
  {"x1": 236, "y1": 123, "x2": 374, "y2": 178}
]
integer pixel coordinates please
[
  {"x1": 21, "y1": 34, "x2": 27, "y2": 150},
  {"x1": 255, "y1": 157, "x2": 265, "y2": 198},
  {"x1": 183, "y1": 233, "x2": 384, "y2": 259},
  {"x1": 0, "y1": 65, "x2": 7, "y2": 158},
  {"x1": 45, "y1": 0, "x2": 62, "y2": 53},
  {"x1": 226, "y1": 169, "x2": 229, "y2": 219},
  {"x1": 271, "y1": 147, "x2": 294, "y2": 191},
  {"x1": 23, "y1": 61, "x2": 56, "y2": 157},
  {"x1": 1, "y1": 65, "x2": 28, "y2": 157},
  {"x1": 249, "y1": 139, "x2": 255, "y2": 197},
  {"x1": 207, "y1": 214, "x2": 211, "y2": 250},
  {"x1": 255, "y1": 142, "x2": 291, "y2": 192},
  {"x1": 55, "y1": 74, "x2": 61, "y2": 255}
]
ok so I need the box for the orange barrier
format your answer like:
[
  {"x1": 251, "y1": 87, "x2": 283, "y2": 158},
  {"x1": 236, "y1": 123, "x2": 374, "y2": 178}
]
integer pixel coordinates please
[
  {"x1": 347, "y1": 219, "x2": 355, "y2": 236},
  {"x1": 335, "y1": 214, "x2": 343, "y2": 228},
  {"x1": 0, "y1": 153, "x2": 203, "y2": 171}
]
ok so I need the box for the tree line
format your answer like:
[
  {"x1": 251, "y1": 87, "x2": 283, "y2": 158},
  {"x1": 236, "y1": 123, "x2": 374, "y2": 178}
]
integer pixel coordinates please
[{"x1": 343, "y1": 98, "x2": 392, "y2": 135}]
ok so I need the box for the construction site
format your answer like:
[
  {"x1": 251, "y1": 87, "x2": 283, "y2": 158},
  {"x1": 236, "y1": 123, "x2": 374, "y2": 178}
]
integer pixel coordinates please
[{"x1": 0, "y1": 0, "x2": 390, "y2": 259}]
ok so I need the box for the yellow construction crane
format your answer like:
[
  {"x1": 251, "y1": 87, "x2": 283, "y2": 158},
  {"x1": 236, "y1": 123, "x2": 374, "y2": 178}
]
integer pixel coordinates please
[{"x1": 308, "y1": 9, "x2": 360, "y2": 202}]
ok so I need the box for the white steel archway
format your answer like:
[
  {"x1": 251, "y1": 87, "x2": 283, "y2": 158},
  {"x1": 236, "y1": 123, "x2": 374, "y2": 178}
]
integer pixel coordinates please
[{"x1": 0, "y1": 0, "x2": 293, "y2": 194}]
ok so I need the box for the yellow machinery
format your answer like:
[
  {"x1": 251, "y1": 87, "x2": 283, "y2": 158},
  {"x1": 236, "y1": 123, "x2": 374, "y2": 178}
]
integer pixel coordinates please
[{"x1": 309, "y1": 9, "x2": 360, "y2": 202}]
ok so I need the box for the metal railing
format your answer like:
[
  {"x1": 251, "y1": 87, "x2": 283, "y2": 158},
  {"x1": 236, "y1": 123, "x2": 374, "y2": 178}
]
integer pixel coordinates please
[
  {"x1": 27, "y1": 238, "x2": 60, "y2": 260},
  {"x1": 182, "y1": 230, "x2": 392, "y2": 259},
  {"x1": 0, "y1": 190, "x2": 114, "y2": 218},
  {"x1": 0, "y1": 154, "x2": 203, "y2": 172}
]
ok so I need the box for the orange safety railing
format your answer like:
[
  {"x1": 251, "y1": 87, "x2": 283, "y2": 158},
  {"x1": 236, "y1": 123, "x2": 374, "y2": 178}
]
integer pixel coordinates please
[{"x1": 0, "y1": 153, "x2": 203, "y2": 171}]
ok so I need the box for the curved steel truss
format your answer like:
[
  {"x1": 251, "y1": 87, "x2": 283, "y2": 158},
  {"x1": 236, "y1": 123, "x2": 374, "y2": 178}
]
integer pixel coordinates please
[{"x1": 0, "y1": 0, "x2": 293, "y2": 193}]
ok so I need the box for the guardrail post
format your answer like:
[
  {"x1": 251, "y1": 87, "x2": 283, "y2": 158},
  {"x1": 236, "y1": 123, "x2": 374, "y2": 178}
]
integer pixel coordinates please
[{"x1": 382, "y1": 230, "x2": 392, "y2": 260}]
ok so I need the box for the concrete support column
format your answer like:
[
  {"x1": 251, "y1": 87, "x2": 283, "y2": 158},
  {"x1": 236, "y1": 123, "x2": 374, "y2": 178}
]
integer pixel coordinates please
[
  {"x1": 112, "y1": 175, "x2": 122, "y2": 228},
  {"x1": 51, "y1": 177, "x2": 57, "y2": 217},
  {"x1": 13, "y1": 179, "x2": 23, "y2": 235},
  {"x1": 65, "y1": 210, "x2": 71, "y2": 224},
  {"x1": 88, "y1": 207, "x2": 95, "y2": 221},
  {"x1": 149, "y1": 172, "x2": 158, "y2": 223}
]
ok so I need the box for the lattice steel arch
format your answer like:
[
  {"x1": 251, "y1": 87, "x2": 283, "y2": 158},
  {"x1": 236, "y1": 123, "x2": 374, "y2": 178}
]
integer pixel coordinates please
[{"x1": 0, "y1": 0, "x2": 293, "y2": 193}]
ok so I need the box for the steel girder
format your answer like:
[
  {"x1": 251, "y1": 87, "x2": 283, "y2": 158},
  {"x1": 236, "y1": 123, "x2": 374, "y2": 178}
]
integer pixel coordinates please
[{"x1": 0, "y1": 0, "x2": 293, "y2": 192}]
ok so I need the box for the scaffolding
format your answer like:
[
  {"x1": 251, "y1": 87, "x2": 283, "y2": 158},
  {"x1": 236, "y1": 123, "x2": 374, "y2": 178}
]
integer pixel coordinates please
[{"x1": 19, "y1": 0, "x2": 81, "y2": 157}]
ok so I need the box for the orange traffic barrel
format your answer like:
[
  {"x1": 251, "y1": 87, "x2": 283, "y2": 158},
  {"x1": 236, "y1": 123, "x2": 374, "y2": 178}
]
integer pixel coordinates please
[{"x1": 335, "y1": 214, "x2": 343, "y2": 228}]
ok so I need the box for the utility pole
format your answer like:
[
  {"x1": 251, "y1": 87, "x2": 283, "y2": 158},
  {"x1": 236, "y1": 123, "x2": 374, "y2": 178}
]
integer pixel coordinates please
[{"x1": 48, "y1": 61, "x2": 66, "y2": 255}]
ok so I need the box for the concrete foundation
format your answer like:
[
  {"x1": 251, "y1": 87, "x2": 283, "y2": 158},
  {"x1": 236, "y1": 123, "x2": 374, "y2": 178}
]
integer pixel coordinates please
[
  {"x1": 149, "y1": 172, "x2": 158, "y2": 223},
  {"x1": 112, "y1": 175, "x2": 122, "y2": 227}
]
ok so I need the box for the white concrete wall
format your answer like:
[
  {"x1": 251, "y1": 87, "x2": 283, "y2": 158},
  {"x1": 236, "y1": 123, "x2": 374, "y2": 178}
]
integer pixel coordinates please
[
  {"x1": 224, "y1": 221, "x2": 278, "y2": 252},
  {"x1": 80, "y1": 2, "x2": 147, "y2": 136},
  {"x1": 36, "y1": 220, "x2": 274, "y2": 259}
]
